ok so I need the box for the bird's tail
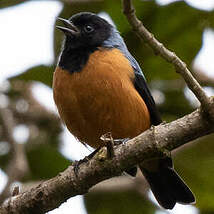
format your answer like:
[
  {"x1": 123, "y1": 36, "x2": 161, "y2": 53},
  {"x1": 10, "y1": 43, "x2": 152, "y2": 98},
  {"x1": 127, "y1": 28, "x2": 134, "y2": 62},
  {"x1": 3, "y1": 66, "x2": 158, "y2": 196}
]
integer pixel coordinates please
[{"x1": 139, "y1": 157, "x2": 195, "y2": 209}]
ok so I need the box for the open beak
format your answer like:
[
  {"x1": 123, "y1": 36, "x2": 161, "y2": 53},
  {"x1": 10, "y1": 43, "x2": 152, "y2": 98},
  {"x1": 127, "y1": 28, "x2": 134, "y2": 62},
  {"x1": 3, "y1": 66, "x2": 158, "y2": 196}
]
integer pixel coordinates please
[{"x1": 56, "y1": 17, "x2": 80, "y2": 37}]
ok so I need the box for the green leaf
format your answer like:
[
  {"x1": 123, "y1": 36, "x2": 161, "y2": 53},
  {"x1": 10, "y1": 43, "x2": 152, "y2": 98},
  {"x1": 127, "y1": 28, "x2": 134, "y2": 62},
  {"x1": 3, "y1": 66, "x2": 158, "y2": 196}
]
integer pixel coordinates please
[{"x1": 9, "y1": 65, "x2": 54, "y2": 87}]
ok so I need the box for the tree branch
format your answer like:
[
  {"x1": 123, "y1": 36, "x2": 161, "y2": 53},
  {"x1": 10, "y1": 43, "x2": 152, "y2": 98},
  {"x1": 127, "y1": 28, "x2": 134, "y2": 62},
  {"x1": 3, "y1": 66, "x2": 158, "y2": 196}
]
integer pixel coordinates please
[
  {"x1": 0, "y1": 107, "x2": 213, "y2": 214},
  {"x1": 122, "y1": 0, "x2": 212, "y2": 113}
]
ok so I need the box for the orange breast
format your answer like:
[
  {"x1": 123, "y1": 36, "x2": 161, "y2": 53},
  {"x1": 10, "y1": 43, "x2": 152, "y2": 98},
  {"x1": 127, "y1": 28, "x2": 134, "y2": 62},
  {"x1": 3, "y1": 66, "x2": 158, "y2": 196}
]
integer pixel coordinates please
[{"x1": 53, "y1": 48, "x2": 150, "y2": 148}]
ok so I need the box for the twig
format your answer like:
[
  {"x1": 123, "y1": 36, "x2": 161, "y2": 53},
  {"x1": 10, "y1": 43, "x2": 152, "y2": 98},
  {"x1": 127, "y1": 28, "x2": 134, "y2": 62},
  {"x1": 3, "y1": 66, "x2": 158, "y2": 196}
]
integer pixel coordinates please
[
  {"x1": 122, "y1": 0, "x2": 211, "y2": 113},
  {"x1": 0, "y1": 107, "x2": 213, "y2": 214}
]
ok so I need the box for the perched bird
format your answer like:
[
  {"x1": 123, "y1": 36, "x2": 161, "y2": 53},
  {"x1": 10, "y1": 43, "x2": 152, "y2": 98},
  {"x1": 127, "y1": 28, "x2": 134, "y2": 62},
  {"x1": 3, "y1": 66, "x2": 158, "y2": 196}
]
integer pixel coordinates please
[{"x1": 53, "y1": 12, "x2": 195, "y2": 209}]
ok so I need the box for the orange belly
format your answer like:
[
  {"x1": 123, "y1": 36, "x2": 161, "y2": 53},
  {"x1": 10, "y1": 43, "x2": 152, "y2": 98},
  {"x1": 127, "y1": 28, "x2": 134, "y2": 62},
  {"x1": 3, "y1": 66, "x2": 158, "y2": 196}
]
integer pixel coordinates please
[{"x1": 53, "y1": 48, "x2": 150, "y2": 148}]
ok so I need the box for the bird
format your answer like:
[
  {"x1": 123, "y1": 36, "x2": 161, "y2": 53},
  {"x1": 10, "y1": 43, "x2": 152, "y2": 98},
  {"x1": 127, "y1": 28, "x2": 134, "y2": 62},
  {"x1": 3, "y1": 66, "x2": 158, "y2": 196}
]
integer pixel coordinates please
[{"x1": 53, "y1": 12, "x2": 195, "y2": 209}]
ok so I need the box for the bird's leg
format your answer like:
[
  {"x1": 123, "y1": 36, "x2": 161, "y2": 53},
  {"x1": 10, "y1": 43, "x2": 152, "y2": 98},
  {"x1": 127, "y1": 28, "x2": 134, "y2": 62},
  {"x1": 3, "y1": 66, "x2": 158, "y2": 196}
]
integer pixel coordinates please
[
  {"x1": 100, "y1": 133, "x2": 131, "y2": 157},
  {"x1": 74, "y1": 135, "x2": 131, "y2": 175},
  {"x1": 73, "y1": 147, "x2": 101, "y2": 176},
  {"x1": 74, "y1": 132, "x2": 117, "y2": 176},
  {"x1": 100, "y1": 132, "x2": 115, "y2": 158}
]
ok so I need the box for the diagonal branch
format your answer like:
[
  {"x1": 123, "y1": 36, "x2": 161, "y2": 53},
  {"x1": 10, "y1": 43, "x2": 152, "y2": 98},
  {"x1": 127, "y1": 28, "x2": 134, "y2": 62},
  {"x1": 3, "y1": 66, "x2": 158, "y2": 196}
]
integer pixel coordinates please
[
  {"x1": 0, "y1": 107, "x2": 213, "y2": 214},
  {"x1": 122, "y1": 0, "x2": 211, "y2": 113}
]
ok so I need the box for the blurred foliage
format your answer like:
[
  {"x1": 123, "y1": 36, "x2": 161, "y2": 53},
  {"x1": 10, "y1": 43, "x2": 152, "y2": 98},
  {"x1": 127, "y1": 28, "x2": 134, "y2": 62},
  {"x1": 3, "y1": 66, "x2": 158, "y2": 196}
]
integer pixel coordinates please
[
  {"x1": 10, "y1": 65, "x2": 54, "y2": 88},
  {"x1": 0, "y1": 0, "x2": 28, "y2": 9},
  {"x1": 174, "y1": 135, "x2": 214, "y2": 212},
  {"x1": 84, "y1": 190, "x2": 156, "y2": 214},
  {"x1": 27, "y1": 144, "x2": 70, "y2": 180},
  {"x1": 0, "y1": 81, "x2": 69, "y2": 181},
  {"x1": 1, "y1": 0, "x2": 214, "y2": 214}
]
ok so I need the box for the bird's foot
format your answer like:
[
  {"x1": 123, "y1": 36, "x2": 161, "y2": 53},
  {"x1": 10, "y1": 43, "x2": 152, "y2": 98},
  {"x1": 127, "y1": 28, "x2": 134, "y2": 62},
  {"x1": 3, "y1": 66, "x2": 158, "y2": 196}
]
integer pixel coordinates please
[
  {"x1": 113, "y1": 137, "x2": 130, "y2": 145},
  {"x1": 100, "y1": 133, "x2": 130, "y2": 158},
  {"x1": 73, "y1": 147, "x2": 101, "y2": 176},
  {"x1": 100, "y1": 132, "x2": 114, "y2": 158}
]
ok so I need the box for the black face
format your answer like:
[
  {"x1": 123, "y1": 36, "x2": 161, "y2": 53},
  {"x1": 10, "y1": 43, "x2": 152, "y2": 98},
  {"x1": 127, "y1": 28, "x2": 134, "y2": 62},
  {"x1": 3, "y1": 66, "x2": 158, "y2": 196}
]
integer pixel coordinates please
[{"x1": 57, "y1": 12, "x2": 112, "y2": 50}]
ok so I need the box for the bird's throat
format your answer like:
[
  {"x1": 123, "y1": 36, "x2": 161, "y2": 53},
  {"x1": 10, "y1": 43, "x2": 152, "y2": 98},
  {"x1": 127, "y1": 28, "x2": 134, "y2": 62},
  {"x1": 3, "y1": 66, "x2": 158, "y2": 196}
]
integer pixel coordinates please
[{"x1": 58, "y1": 46, "x2": 97, "y2": 74}]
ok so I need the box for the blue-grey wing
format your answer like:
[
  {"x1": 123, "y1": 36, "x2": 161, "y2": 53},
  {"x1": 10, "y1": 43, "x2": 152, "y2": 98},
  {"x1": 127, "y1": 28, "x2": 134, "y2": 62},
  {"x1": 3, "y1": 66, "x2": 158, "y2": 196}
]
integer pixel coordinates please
[
  {"x1": 125, "y1": 50, "x2": 162, "y2": 125},
  {"x1": 102, "y1": 28, "x2": 162, "y2": 125},
  {"x1": 134, "y1": 70, "x2": 162, "y2": 125}
]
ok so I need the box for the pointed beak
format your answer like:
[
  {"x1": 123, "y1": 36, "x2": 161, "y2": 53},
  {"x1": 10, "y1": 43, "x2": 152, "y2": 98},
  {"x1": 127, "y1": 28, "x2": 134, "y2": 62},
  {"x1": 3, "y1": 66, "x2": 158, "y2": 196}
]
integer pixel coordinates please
[{"x1": 56, "y1": 17, "x2": 80, "y2": 37}]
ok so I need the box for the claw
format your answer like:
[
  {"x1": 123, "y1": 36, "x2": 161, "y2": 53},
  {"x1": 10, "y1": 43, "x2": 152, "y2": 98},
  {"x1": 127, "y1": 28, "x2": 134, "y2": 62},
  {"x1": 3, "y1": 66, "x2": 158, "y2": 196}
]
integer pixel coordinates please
[
  {"x1": 73, "y1": 160, "x2": 80, "y2": 176},
  {"x1": 100, "y1": 132, "x2": 114, "y2": 158},
  {"x1": 73, "y1": 159, "x2": 86, "y2": 176},
  {"x1": 113, "y1": 138, "x2": 130, "y2": 145},
  {"x1": 73, "y1": 147, "x2": 101, "y2": 176}
]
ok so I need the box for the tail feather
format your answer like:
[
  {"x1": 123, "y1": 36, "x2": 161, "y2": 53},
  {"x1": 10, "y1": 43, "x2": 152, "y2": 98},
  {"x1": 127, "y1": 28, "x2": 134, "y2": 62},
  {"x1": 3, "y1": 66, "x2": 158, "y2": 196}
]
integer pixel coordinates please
[{"x1": 140, "y1": 157, "x2": 195, "y2": 209}]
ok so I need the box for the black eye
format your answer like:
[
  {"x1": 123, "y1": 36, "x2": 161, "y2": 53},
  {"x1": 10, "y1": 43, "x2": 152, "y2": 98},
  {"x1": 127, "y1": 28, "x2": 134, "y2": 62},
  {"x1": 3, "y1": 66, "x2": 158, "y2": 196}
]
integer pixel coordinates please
[{"x1": 84, "y1": 25, "x2": 94, "y2": 33}]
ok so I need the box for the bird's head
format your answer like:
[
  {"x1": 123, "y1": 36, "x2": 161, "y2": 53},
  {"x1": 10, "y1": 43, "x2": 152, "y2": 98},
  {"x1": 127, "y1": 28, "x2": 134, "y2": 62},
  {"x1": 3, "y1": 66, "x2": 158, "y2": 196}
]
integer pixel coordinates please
[{"x1": 56, "y1": 12, "x2": 113, "y2": 50}]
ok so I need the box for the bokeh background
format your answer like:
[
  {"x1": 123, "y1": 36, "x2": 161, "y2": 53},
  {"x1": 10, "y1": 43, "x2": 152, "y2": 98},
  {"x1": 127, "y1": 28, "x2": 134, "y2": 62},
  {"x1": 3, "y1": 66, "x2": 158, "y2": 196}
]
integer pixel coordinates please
[{"x1": 0, "y1": 0, "x2": 214, "y2": 213}]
